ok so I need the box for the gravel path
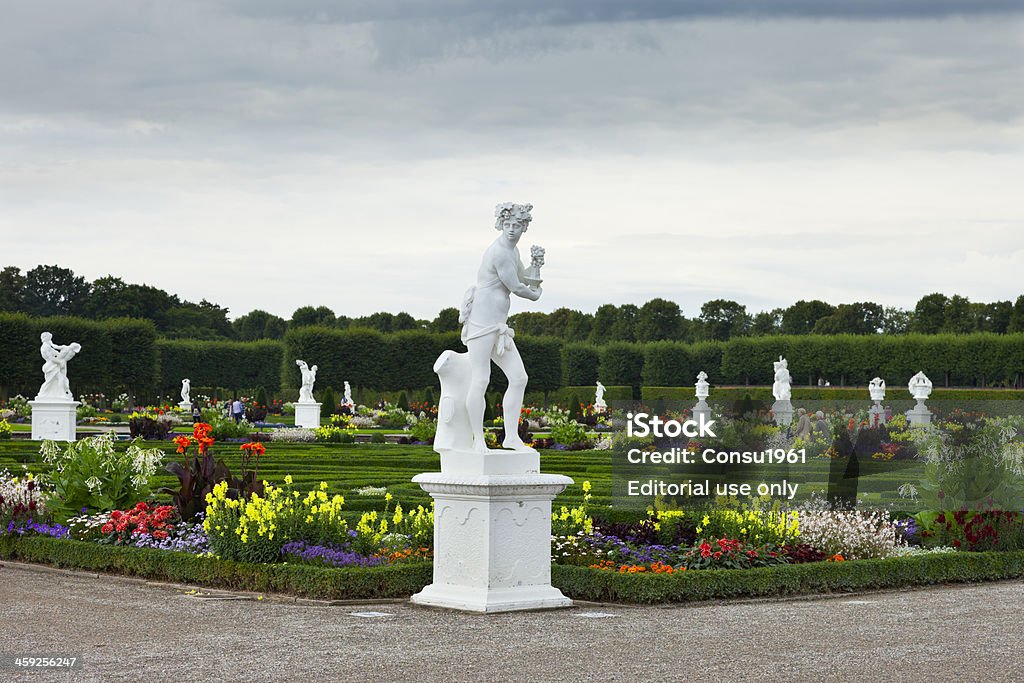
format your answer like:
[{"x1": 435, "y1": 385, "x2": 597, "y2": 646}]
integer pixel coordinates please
[{"x1": 1, "y1": 562, "x2": 1021, "y2": 682}]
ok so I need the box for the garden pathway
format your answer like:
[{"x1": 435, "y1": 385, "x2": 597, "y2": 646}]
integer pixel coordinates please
[{"x1": 0, "y1": 563, "x2": 1020, "y2": 682}]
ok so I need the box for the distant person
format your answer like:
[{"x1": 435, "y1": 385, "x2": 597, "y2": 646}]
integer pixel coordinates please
[
  {"x1": 813, "y1": 410, "x2": 830, "y2": 440},
  {"x1": 191, "y1": 400, "x2": 202, "y2": 424},
  {"x1": 232, "y1": 398, "x2": 244, "y2": 423},
  {"x1": 794, "y1": 408, "x2": 812, "y2": 441}
]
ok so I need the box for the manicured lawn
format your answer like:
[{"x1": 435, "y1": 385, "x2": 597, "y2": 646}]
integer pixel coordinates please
[
  {"x1": 0, "y1": 440, "x2": 610, "y2": 518},
  {"x1": 0, "y1": 439, "x2": 922, "y2": 518}
]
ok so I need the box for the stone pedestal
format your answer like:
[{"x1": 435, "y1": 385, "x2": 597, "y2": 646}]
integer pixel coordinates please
[
  {"x1": 178, "y1": 401, "x2": 192, "y2": 413},
  {"x1": 411, "y1": 450, "x2": 573, "y2": 613},
  {"x1": 868, "y1": 401, "x2": 887, "y2": 427},
  {"x1": 772, "y1": 400, "x2": 794, "y2": 427},
  {"x1": 906, "y1": 400, "x2": 932, "y2": 427},
  {"x1": 692, "y1": 399, "x2": 712, "y2": 424},
  {"x1": 294, "y1": 401, "x2": 322, "y2": 429},
  {"x1": 29, "y1": 400, "x2": 79, "y2": 441}
]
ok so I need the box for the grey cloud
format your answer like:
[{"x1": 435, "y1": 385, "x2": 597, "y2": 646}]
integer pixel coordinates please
[{"x1": 229, "y1": 1, "x2": 1023, "y2": 24}]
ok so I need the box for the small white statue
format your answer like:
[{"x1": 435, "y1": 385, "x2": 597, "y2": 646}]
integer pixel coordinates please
[
  {"x1": 695, "y1": 371, "x2": 710, "y2": 400},
  {"x1": 594, "y1": 381, "x2": 607, "y2": 411},
  {"x1": 296, "y1": 360, "x2": 318, "y2": 403},
  {"x1": 908, "y1": 371, "x2": 932, "y2": 401},
  {"x1": 869, "y1": 377, "x2": 886, "y2": 402},
  {"x1": 36, "y1": 332, "x2": 81, "y2": 401},
  {"x1": 772, "y1": 356, "x2": 792, "y2": 402},
  {"x1": 343, "y1": 381, "x2": 354, "y2": 407},
  {"x1": 180, "y1": 378, "x2": 191, "y2": 405},
  {"x1": 441, "y1": 202, "x2": 542, "y2": 453}
]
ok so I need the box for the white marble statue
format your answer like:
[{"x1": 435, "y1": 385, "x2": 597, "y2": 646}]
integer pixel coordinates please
[
  {"x1": 443, "y1": 202, "x2": 542, "y2": 453},
  {"x1": 695, "y1": 371, "x2": 710, "y2": 400},
  {"x1": 594, "y1": 381, "x2": 607, "y2": 411},
  {"x1": 772, "y1": 356, "x2": 792, "y2": 402},
  {"x1": 869, "y1": 377, "x2": 886, "y2": 402},
  {"x1": 343, "y1": 381, "x2": 353, "y2": 407},
  {"x1": 180, "y1": 379, "x2": 191, "y2": 405},
  {"x1": 36, "y1": 332, "x2": 81, "y2": 401},
  {"x1": 296, "y1": 360, "x2": 318, "y2": 403},
  {"x1": 908, "y1": 371, "x2": 932, "y2": 401}
]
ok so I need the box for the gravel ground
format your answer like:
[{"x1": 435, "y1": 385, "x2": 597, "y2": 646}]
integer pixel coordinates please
[{"x1": 1, "y1": 562, "x2": 1021, "y2": 682}]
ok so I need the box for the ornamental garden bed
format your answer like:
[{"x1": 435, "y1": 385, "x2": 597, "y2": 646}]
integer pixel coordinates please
[
  {"x1": 3, "y1": 536, "x2": 1024, "y2": 604},
  {"x1": 3, "y1": 408, "x2": 1024, "y2": 605}
]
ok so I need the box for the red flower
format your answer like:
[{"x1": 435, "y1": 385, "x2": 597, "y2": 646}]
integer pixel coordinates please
[
  {"x1": 101, "y1": 523, "x2": 114, "y2": 534},
  {"x1": 699, "y1": 542, "x2": 712, "y2": 558},
  {"x1": 713, "y1": 551, "x2": 722, "y2": 560}
]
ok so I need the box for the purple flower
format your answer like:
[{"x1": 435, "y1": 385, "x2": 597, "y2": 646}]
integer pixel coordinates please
[{"x1": 280, "y1": 541, "x2": 384, "y2": 568}]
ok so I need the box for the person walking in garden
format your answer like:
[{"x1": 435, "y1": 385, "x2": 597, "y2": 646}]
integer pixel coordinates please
[
  {"x1": 191, "y1": 400, "x2": 202, "y2": 424},
  {"x1": 232, "y1": 397, "x2": 244, "y2": 423}
]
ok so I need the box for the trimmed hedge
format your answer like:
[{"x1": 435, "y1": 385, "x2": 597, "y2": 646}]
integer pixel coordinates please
[
  {"x1": 553, "y1": 385, "x2": 633, "y2": 407},
  {"x1": 3, "y1": 536, "x2": 1024, "y2": 604},
  {"x1": 0, "y1": 536, "x2": 431, "y2": 600},
  {"x1": 561, "y1": 343, "x2": 600, "y2": 386},
  {"x1": 156, "y1": 339, "x2": 283, "y2": 395},
  {"x1": 0, "y1": 313, "x2": 158, "y2": 398},
  {"x1": 642, "y1": 385, "x2": 1024, "y2": 404},
  {"x1": 553, "y1": 550, "x2": 1024, "y2": 603},
  {"x1": 2, "y1": 312, "x2": 1021, "y2": 401},
  {"x1": 599, "y1": 342, "x2": 644, "y2": 387}
]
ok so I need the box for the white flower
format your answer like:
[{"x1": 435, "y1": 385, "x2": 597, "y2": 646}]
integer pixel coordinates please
[
  {"x1": 897, "y1": 483, "x2": 919, "y2": 500},
  {"x1": 85, "y1": 476, "x2": 102, "y2": 492}
]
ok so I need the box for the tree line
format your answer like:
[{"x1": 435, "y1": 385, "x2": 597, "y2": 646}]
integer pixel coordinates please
[{"x1": 2, "y1": 264, "x2": 1022, "y2": 343}]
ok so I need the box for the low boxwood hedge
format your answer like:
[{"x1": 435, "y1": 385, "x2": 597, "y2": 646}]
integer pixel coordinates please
[
  {"x1": 4, "y1": 536, "x2": 1024, "y2": 604},
  {"x1": 0, "y1": 536, "x2": 432, "y2": 600},
  {"x1": 553, "y1": 550, "x2": 1024, "y2": 603}
]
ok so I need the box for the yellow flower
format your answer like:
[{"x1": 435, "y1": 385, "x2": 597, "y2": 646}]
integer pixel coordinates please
[
  {"x1": 284, "y1": 474, "x2": 293, "y2": 485},
  {"x1": 320, "y1": 481, "x2": 328, "y2": 491}
]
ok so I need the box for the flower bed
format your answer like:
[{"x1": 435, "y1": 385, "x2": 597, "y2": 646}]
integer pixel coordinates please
[{"x1": 3, "y1": 534, "x2": 1024, "y2": 603}]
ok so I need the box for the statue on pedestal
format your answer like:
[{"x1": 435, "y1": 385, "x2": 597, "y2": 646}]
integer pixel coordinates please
[
  {"x1": 436, "y1": 202, "x2": 543, "y2": 453},
  {"x1": 37, "y1": 332, "x2": 81, "y2": 401},
  {"x1": 181, "y1": 379, "x2": 191, "y2": 405},
  {"x1": 594, "y1": 381, "x2": 607, "y2": 412},
  {"x1": 869, "y1": 377, "x2": 886, "y2": 402},
  {"x1": 772, "y1": 356, "x2": 792, "y2": 401},
  {"x1": 695, "y1": 371, "x2": 710, "y2": 401},
  {"x1": 908, "y1": 372, "x2": 932, "y2": 401},
  {"x1": 296, "y1": 360, "x2": 318, "y2": 403}
]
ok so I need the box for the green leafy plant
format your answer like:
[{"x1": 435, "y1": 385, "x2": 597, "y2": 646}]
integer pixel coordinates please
[
  {"x1": 40, "y1": 434, "x2": 163, "y2": 520},
  {"x1": 550, "y1": 417, "x2": 591, "y2": 449},
  {"x1": 409, "y1": 419, "x2": 437, "y2": 443}
]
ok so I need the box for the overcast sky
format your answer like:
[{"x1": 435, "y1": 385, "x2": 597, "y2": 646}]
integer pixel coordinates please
[{"x1": 1, "y1": 1, "x2": 1021, "y2": 322}]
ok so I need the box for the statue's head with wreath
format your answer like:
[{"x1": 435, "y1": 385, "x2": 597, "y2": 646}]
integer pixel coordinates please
[{"x1": 494, "y1": 202, "x2": 533, "y2": 232}]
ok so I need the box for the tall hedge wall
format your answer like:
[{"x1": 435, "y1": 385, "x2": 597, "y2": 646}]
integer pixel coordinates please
[
  {"x1": 0, "y1": 313, "x2": 157, "y2": 399},
  {"x1": 156, "y1": 339, "x2": 284, "y2": 395},
  {"x1": 283, "y1": 327, "x2": 562, "y2": 398},
  {"x1": 2, "y1": 312, "x2": 1022, "y2": 400}
]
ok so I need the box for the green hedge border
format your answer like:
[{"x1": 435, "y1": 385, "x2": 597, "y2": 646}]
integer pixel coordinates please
[
  {"x1": 4, "y1": 536, "x2": 1024, "y2": 604},
  {"x1": 553, "y1": 551, "x2": 1024, "y2": 603},
  {"x1": 0, "y1": 536, "x2": 431, "y2": 599}
]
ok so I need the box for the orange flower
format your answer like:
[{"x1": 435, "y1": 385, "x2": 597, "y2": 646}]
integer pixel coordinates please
[
  {"x1": 173, "y1": 435, "x2": 192, "y2": 454},
  {"x1": 828, "y1": 554, "x2": 845, "y2": 562},
  {"x1": 240, "y1": 442, "x2": 266, "y2": 456}
]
